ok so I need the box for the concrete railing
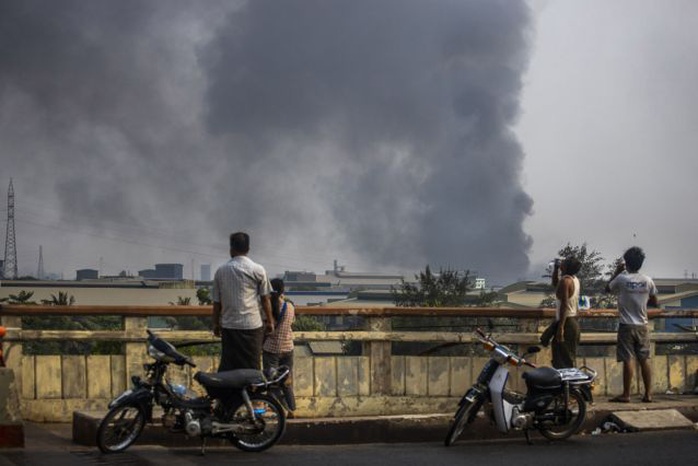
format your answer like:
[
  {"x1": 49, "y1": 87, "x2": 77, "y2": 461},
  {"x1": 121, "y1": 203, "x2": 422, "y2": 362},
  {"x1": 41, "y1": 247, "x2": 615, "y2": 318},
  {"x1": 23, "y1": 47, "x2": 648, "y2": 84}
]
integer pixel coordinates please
[{"x1": 1, "y1": 305, "x2": 697, "y2": 422}]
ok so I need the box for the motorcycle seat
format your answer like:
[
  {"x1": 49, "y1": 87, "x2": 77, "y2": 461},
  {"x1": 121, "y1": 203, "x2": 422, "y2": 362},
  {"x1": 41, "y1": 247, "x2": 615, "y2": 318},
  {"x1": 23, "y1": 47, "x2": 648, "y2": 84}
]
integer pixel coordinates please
[
  {"x1": 195, "y1": 369, "x2": 266, "y2": 390},
  {"x1": 522, "y1": 367, "x2": 562, "y2": 388}
]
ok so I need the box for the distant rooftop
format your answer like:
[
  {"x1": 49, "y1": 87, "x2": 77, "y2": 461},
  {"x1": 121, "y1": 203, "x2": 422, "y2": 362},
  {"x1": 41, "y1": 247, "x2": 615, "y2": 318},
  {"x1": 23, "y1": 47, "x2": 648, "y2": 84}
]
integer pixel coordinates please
[{"x1": 0, "y1": 278, "x2": 192, "y2": 289}]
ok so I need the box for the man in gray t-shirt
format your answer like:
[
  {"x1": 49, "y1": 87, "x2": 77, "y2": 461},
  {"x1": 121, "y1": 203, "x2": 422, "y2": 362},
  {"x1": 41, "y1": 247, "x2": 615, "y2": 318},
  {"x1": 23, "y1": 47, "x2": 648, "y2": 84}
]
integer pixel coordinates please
[
  {"x1": 606, "y1": 246, "x2": 658, "y2": 403},
  {"x1": 212, "y1": 232, "x2": 273, "y2": 372}
]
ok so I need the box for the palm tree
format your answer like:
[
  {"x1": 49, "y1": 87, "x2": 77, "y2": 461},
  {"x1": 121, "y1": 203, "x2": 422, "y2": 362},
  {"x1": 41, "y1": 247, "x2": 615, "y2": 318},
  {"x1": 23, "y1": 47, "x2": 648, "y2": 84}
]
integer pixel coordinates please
[
  {"x1": 41, "y1": 291, "x2": 75, "y2": 305},
  {"x1": 7, "y1": 290, "x2": 37, "y2": 304},
  {"x1": 170, "y1": 296, "x2": 192, "y2": 305}
]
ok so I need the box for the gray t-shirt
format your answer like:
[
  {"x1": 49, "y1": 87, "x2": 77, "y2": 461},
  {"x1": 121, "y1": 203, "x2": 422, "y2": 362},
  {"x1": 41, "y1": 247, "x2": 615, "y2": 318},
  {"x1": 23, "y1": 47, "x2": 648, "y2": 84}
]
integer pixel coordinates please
[
  {"x1": 212, "y1": 256, "x2": 272, "y2": 330},
  {"x1": 608, "y1": 272, "x2": 657, "y2": 325}
]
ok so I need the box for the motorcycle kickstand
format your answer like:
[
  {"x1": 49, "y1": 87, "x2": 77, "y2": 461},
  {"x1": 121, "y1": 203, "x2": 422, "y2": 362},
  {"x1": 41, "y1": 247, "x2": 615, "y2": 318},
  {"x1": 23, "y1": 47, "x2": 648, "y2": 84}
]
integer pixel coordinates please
[
  {"x1": 524, "y1": 429, "x2": 533, "y2": 445},
  {"x1": 199, "y1": 437, "x2": 207, "y2": 456}
]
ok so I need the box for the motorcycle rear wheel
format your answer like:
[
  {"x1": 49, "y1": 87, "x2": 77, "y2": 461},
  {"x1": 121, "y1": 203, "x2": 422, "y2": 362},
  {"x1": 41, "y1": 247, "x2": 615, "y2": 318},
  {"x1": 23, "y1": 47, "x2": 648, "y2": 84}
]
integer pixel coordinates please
[
  {"x1": 229, "y1": 393, "x2": 286, "y2": 452},
  {"x1": 444, "y1": 399, "x2": 478, "y2": 447},
  {"x1": 537, "y1": 389, "x2": 586, "y2": 441},
  {"x1": 96, "y1": 404, "x2": 146, "y2": 453}
]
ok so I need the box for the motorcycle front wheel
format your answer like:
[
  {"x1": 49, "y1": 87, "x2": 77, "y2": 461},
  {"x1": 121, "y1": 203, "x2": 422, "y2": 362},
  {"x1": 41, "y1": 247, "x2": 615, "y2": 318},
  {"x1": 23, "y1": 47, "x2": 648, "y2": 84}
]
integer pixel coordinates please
[
  {"x1": 537, "y1": 389, "x2": 586, "y2": 441},
  {"x1": 444, "y1": 398, "x2": 479, "y2": 447},
  {"x1": 229, "y1": 393, "x2": 286, "y2": 452},
  {"x1": 96, "y1": 404, "x2": 147, "y2": 453}
]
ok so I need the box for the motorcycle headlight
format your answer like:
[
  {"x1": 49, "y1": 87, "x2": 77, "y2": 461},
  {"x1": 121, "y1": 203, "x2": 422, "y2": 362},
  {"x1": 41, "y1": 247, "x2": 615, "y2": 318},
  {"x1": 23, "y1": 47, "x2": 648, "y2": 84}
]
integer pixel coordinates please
[
  {"x1": 148, "y1": 345, "x2": 176, "y2": 362},
  {"x1": 492, "y1": 347, "x2": 510, "y2": 364}
]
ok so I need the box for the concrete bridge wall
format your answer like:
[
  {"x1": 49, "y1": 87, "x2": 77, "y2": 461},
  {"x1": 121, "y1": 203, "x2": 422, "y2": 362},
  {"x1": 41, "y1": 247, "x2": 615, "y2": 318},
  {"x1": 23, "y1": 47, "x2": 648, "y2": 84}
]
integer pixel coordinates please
[{"x1": 1, "y1": 305, "x2": 697, "y2": 422}]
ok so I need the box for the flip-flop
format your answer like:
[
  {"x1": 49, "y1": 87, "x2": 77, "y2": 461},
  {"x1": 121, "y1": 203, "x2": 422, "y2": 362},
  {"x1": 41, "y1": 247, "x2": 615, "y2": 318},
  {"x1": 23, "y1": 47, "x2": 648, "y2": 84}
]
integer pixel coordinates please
[
  {"x1": 609, "y1": 396, "x2": 630, "y2": 403},
  {"x1": 641, "y1": 396, "x2": 653, "y2": 403}
]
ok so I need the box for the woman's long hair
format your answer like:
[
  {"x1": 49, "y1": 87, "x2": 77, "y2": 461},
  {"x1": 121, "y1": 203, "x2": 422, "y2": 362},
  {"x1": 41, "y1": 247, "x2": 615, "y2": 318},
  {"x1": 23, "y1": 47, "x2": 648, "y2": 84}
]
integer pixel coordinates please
[{"x1": 270, "y1": 278, "x2": 285, "y2": 322}]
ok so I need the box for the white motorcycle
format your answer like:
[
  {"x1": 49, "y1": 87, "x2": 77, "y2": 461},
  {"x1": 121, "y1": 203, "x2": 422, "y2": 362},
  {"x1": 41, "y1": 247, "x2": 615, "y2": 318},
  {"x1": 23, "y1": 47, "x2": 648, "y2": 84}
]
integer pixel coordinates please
[{"x1": 445, "y1": 328, "x2": 597, "y2": 446}]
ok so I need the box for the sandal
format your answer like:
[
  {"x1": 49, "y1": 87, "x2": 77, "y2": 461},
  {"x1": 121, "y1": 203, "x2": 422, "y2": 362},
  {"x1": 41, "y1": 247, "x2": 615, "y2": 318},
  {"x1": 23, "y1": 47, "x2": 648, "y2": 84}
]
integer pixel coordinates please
[
  {"x1": 641, "y1": 396, "x2": 653, "y2": 403},
  {"x1": 609, "y1": 396, "x2": 630, "y2": 403}
]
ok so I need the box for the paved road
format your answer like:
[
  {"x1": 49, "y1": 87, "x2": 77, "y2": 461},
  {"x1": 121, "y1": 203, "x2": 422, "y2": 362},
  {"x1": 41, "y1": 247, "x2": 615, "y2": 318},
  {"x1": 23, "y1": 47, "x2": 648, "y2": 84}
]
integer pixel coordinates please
[{"x1": 1, "y1": 424, "x2": 696, "y2": 466}]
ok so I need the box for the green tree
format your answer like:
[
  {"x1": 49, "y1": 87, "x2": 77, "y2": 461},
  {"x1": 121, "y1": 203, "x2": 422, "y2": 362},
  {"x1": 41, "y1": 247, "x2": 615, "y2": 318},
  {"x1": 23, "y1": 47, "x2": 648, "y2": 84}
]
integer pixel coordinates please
[
  {"x1": 476, "y1": 289, "x2": 501, "y2": 307},
  {"x1": 392, "y1": 266, "x2": 473, "y2": 307},
  {"x1": 540, "y1": 242, "x2": 612, "y2": 308},
  {"x1": 164, "y1": 296, "x2": 211, "y2": 331},
  {"x1": 196, "y1": 287, "x2": 212, "y2": 305},
  {"x1": 605, "y1": 257, "x2": 625, "y2": 279},
  {"x1": 557, "y1": 242, "x2": 606, "y2": 292},
  {"x1": 594, "y1": 256, "x2": 624, "y2": 309},
  {"x1": 21, "y1": 292, "x2": 123, "y2": 355},
  {"x1": 164, "y1": 293, "x2": 216, "y2": 356},
  {"x1": 292, "y1": 314, "x2": 326, "y2": 331}
]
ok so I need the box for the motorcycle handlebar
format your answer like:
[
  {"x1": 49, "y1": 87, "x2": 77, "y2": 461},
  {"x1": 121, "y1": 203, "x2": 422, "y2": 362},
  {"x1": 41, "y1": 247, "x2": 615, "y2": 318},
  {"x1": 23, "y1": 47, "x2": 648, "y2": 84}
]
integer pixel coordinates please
[
  {"x1": 473, "y1": 328, "x2": 538, "y2": 368},
  {"x1": 147, "y1": 330, "x2": 197, "y2": 368}
]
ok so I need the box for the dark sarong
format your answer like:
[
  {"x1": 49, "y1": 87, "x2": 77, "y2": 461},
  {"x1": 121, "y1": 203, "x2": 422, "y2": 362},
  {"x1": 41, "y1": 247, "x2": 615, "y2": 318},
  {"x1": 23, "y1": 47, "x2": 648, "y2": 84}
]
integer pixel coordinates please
[
  {"x1": 551, "y1": 317, "x2": 580, "y2": 369},
  {"x1": 218, "y1": 327, "x2": 264, "y2": 372}
]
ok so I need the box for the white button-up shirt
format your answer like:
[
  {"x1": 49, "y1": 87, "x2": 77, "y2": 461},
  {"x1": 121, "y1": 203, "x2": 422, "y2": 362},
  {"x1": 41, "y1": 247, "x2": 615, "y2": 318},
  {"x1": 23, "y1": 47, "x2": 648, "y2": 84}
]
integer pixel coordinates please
[{"x1": 212, "y1": 256, "x2": 272, "y2": 330}]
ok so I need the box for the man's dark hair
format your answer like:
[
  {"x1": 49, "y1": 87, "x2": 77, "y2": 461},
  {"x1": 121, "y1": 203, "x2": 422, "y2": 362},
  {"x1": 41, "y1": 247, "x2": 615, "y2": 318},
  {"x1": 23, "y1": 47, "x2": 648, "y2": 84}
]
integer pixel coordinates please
[
  {"x1": 623, "y1": 246, "x2": 645, "y2": 272},
  {"x1": 229, "y1": 232, "x2": 250, "y2": 254},
  {"x1": 563, "y1": 256, "x2": 582, "y2": 276}
]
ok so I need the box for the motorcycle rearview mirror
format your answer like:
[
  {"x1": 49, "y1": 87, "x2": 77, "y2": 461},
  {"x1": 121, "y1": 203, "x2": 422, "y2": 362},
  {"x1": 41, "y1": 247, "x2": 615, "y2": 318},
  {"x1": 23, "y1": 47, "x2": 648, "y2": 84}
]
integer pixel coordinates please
[{"x1": 526, "y1": 346, "x2": 541, "y2": 355}]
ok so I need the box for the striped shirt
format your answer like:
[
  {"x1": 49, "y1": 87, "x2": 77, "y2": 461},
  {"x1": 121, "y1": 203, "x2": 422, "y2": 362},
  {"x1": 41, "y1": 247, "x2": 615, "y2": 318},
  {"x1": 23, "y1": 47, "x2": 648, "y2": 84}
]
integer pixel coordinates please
[
  {"x1": 212, "y1": 256, "x2": 272, "y2": 330},
  {"x1": 263, "y1": 299, "x2": 295, "y2": 354}
]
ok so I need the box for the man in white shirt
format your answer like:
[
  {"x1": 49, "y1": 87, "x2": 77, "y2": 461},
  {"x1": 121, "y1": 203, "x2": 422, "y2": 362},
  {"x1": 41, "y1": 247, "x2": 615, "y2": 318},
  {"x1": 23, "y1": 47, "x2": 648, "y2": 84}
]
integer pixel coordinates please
[
  {"x1": 212, "y1": 232, "x2": 274, "y2": 372},
  {"x1": 606, "y1": 246, "x2": 658, "y2": 403}
]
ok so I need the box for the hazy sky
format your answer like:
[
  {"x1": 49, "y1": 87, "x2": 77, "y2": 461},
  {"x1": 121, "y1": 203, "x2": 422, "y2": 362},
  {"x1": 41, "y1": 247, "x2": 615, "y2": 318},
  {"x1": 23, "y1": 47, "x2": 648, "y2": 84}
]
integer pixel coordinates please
[
  {"x1": 520, "y1": 0, "x2": 698, "y2": 280},
  {"x1": 1, "y1": 1, "x2": 696, "y2": 284}
]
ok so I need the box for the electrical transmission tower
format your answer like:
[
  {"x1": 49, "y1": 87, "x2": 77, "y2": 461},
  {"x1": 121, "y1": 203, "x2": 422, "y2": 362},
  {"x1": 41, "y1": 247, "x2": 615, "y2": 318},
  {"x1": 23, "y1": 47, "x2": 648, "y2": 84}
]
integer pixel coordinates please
[
  {"x1": 3, "y1": 179, "x2": 18, "y2": 279},
  {"x1": 37, "y1": 245, "x2": 45, "y2": 280}
]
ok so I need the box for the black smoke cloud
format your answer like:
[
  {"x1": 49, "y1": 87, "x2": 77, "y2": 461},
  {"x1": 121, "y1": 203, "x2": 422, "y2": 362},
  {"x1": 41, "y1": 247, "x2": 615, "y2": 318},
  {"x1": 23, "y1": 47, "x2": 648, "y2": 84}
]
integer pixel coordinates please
[
  {"x1": 0, "y1": 0, "x2": 533, "y2": 282},
  {"x1": 202, "y1": 0, "x2": 533, "y2": 280},
  {"x1": 0, "y1": 0, "x2": 229, "y2": 263}
]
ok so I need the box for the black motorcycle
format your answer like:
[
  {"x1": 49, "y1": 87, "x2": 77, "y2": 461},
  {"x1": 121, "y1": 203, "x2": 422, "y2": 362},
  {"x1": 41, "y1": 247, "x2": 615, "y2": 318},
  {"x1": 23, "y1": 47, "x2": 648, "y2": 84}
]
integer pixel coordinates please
[
  {"x1": 97, "y1": 330, "x2": 290, "y2": 454},
  {"x1": 445, "y1": 328, "x2": 596, "y2": 446}
]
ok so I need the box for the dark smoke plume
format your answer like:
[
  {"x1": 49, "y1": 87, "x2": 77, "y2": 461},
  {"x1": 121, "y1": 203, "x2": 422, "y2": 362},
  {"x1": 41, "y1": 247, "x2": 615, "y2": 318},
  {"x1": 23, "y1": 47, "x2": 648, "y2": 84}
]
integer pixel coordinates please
[
  {"x1": 202, "y1": 0, "x2": 533, "y2": 281},
  {"x1": 0, "y1": 0, "x2": 533, "y2": 282}
]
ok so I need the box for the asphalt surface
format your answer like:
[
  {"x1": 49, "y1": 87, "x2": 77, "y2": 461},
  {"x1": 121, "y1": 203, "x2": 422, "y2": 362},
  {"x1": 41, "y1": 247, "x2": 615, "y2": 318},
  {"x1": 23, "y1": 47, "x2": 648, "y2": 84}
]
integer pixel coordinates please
[
  {"x1": 1, "y1": 394, "x2": 697, "y2": 465},
  {"x1": 1, "y1": 424, "x2": 697, "y2": 466}
]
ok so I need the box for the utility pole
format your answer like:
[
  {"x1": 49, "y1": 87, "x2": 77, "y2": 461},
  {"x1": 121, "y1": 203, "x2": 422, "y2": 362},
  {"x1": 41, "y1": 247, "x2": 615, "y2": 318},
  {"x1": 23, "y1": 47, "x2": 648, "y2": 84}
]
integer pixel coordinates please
[{"x1": 3, "y1": 179, "x2": 18, "y2": 279}]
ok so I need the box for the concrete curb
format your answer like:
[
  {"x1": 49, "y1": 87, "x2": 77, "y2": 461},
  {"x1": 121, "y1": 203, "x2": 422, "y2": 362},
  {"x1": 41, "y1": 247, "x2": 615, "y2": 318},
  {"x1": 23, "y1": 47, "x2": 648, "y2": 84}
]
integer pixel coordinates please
[{"x1": 72, "y1": 395, "x2": 698, "y2": 447}]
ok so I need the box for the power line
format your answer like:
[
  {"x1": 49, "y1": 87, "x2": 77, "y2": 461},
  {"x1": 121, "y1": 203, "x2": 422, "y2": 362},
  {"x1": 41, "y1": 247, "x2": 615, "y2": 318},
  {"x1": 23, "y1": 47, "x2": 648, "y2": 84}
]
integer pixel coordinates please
[
  {"x1": 14, "y1": 210, "x2": 361, "y2": 272},
  {"x1": 10, "y1": 191, "x2": 383, "y2": 276}
]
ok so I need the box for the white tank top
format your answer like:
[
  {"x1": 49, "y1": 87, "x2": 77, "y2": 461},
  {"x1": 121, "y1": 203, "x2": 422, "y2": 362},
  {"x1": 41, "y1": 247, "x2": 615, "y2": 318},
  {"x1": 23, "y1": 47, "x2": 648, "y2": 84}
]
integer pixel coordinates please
[{"x1": 556, "y1": 275, "x2": 580, "y2": 320}]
